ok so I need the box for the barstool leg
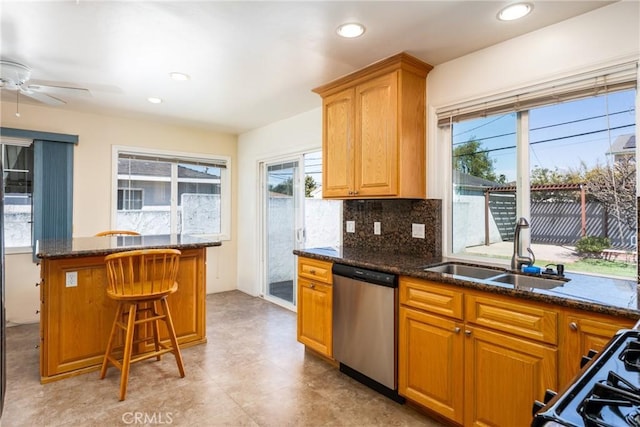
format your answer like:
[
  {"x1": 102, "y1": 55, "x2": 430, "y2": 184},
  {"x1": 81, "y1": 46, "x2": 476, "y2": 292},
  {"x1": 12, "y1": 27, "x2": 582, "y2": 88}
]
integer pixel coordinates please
[
  {"x1": 119, "y1": 302, "x2": 138, "y2": 401},
  {"x1": 160, "y1": 298, "x2": 185, "y2": 377},
  {"x1": 100, "y1": 302, "x2": 124, "y2": 379},
  {"x1": 151, "y1": 300, "x2": 162, "y2": 361}
]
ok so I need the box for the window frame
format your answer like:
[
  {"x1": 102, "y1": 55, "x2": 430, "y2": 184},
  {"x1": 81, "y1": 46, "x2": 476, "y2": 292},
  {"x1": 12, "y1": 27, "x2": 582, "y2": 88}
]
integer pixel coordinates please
[
  {"x1": 437, "y1": 63, "x2": 638, "y2": 270},
  {"x1": 2, "y1": 138, "x2": 34, "y2": 254},
  {"x1": 111, "y1": 145, "x2": 231, "y2": 241}
]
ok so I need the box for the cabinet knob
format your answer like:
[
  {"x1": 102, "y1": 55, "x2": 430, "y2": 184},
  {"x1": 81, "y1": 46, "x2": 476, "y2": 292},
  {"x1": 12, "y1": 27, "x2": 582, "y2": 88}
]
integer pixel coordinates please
[
  {"x1": 35, "y1": 282, "x2": 40, "y2": 287},
  {"x1": 310, "y1": 283, "x2": 315, "y2": 289},
  {"x1": 569, "y1": 322, "x2": 579, "y2": 331},
  {"x1": 453, "y1": 327, "x2": 461, "y2": 334},
  {"x1": 465, "y1": 330, "x2": 472, "y2": 336},
  {"x1": 309, "y1": 269, "x2": 316, "y2": 275},
  {"x1": 353, "y1": 190, "x2": 359, "y2": 195}
]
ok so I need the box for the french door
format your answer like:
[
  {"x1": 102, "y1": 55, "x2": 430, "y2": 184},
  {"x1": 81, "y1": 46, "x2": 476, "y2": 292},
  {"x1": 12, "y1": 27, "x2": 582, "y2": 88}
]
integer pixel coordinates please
[{"x1": 261, "y1": 156, "x2": 304, "y2": 309}]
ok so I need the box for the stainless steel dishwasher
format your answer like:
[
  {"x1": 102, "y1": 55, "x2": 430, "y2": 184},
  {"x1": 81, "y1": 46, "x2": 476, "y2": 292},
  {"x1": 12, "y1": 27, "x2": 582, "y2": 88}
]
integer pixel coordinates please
[{"x1": 332, "y1": 263, "x2": 404, "y2": 402}]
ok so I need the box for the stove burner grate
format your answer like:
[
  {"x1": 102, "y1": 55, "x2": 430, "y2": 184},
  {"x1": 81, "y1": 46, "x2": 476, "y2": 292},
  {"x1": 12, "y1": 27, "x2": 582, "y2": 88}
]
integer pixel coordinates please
[
  {"x1": 620, "y1": 340, "x2": 640, "y2": 371},
  {"x1": 580, "y1": 372, "x2": 640, "y2": 427}
]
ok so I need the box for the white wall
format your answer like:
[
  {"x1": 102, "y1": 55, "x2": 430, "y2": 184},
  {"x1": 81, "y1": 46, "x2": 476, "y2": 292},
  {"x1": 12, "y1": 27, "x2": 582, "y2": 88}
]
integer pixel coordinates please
[
  {"x1": 1, "y1": 102, "x2": 238, "y2": 324},
  {"x1": 237, "y1": 109, "x2": 321, "y2": 296}
]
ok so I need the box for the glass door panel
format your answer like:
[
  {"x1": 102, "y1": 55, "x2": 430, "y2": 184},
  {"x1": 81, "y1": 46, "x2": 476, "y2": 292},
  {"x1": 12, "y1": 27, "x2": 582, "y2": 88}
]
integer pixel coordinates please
[{"x1": 265, "y1": 159, "x2": 301, "y2": 306}]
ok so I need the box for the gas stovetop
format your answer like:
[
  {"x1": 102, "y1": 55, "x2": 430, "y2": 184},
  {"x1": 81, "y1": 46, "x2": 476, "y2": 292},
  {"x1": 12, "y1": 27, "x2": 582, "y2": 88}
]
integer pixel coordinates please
[{"x1": 533, "y1": 329, "x2": 640, "y2": 427}]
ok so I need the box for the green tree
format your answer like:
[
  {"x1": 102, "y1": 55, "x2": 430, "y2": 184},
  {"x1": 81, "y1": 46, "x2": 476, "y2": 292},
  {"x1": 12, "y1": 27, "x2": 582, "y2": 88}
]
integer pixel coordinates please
[
  {"x1": 269, "y1": 175, "x2": 318, "y2": 197},
  {"x1": 269, "y1": 178, "x2": 293, "y2": 196},
  {"x1": 453, "y1": 139, "x2": 505, "y2": 183},
  {"x1": 586, "y1": 157, "x2": 636, "y2": 233},
  {"x1": 305, "y1": 175, "x2": 317, "y2": 197},
  {"x1": 530, "y1": 163, "x2": 587, "y2": 202}
]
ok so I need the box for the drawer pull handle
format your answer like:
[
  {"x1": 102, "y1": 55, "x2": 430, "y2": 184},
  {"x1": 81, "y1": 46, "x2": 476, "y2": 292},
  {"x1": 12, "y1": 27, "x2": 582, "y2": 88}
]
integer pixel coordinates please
[{"x1": 569, "y1": 322, "x2": 578, "y2": 331}]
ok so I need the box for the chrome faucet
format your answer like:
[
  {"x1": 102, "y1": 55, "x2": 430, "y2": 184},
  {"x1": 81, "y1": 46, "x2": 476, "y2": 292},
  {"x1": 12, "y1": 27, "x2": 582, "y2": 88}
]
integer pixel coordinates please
[{"x1": 511, "y1": 217, "x2": 535, "y2": 271}]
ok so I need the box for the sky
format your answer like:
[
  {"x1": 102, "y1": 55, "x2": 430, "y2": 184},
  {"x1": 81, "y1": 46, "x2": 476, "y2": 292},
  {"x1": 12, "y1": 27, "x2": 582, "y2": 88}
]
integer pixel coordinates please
[{"x1": 452, "y1": 88, "x2": 637, "y2": 183}]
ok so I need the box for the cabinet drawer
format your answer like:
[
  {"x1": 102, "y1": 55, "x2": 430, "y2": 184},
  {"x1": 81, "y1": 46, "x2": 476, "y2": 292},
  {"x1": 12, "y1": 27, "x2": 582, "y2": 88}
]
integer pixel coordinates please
[
  {"x1": 400, "y1": 277, "x2": 463, "y2": 320},
  {"x1": 298, "y1": 257, "x2": 333, "y2": 284},
  {"x1": 465, "y1": 293, "x2": 558, "y2": 344}
]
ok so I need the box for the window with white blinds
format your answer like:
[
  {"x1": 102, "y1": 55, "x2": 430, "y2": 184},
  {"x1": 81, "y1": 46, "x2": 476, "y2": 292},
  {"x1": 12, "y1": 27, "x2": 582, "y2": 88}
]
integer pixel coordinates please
[
  {"x1": 442, "y1": 61, "x2": 637, "y2": 279},
  {"x1": 113, "y1": 147, "x2": 231, "y2": 239},
  {"x1": 437, "y1": 61, "x2": 638, "y2": 126}
]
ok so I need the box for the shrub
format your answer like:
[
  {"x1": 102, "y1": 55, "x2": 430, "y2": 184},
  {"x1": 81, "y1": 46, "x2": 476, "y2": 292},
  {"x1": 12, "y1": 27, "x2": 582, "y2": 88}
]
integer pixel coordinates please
[{"x1": 575, "y1": 236, "x2": 611, "y2": 257}]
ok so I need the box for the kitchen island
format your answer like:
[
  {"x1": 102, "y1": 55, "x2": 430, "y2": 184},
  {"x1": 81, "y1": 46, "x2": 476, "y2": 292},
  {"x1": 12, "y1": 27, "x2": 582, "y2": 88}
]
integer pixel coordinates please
[{"x1": 37, "y1": 234, "x2": 220, "y2": 383}]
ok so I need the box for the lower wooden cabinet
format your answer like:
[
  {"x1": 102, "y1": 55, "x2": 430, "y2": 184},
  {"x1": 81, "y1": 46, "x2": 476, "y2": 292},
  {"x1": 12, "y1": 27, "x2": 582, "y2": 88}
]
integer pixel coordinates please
[
  {"x1": 399, "y1": 306, "x2": 464, "y2": 424},
  {"x1": 463, "y1": 325, "x2": 557, "y2": 427},
  {"x1": 398, "y1": 277, "x2": 614, "y2": 427},
  {"x1": 297, "y1": 278, "x2": 333, "y2": 356},
  {"x1": 296, "y1": 257, "x2": 333, "y2": 357},
  {"x1": 559, "y1": 310, "x2": 635, "y2": 387}
]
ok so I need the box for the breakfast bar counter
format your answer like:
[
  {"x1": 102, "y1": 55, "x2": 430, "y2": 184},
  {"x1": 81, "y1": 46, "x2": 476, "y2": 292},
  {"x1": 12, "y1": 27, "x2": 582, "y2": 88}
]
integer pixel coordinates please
[{"x1": 36, "y1": 234, "x2": 220, "y2": 383}]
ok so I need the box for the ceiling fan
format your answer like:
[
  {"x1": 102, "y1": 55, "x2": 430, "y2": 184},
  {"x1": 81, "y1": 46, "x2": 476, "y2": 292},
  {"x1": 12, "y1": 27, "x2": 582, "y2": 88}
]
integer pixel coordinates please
[{"x1": 0, "y1": 59, "x2": 90, "y2": 106}]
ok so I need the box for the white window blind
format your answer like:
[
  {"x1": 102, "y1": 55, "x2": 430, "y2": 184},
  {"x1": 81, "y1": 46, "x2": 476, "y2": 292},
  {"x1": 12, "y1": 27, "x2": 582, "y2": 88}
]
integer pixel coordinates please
[
  {"x1": 437, "y1": 61, "x2": 638, "y2": 126},
  {"x1": 118, "y1": 152, "x2": 227, "y2": 169}
]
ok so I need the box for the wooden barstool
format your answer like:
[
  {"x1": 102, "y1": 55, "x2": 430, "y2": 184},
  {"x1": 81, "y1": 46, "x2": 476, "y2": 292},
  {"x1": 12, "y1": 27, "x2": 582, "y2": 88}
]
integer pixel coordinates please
[
  {"x1": 100, "y1": 249, "x2": 185, "y2": 400},
  {"x1": 95, "y1": 230, "x2": 141, "y2": 237}
]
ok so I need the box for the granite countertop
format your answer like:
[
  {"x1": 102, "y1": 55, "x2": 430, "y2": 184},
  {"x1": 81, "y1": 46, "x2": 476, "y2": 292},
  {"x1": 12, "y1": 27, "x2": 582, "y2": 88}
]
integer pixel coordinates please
[
  {"x1": 37, "y1": 234, "x2": 221, "y2": 259},
  {"x1": 294, "y1": 247, "x2": 640, "y2": 320}
]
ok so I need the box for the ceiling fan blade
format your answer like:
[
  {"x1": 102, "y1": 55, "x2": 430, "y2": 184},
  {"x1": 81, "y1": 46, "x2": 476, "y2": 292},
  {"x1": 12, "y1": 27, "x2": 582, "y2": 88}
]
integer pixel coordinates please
[
  {"x1": 28, "y1": 81, "x2": 91, "y2": 96},
  {"x1": 20, "y1": 88, "x2": 66, "y2": 106}
]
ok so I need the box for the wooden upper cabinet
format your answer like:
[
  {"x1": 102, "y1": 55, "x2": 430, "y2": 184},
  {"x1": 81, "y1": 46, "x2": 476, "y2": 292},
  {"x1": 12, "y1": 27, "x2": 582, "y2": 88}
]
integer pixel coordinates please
[
  {"x1": 322, "y1": 88, "x2": 355, "y2": 198},
  {"x1": 314, "y1": 52, "x2": 432, "y2": 199}
]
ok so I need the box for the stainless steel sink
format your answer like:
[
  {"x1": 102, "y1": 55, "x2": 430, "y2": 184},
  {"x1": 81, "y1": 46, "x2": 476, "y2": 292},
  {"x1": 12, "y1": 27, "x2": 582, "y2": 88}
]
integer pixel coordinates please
[
  {"x1": 424, "y1": 263, "x2": 504, "y2": 280},
  {"x1": 489, "y1": 273, "x2": 566, "y2": 289}
]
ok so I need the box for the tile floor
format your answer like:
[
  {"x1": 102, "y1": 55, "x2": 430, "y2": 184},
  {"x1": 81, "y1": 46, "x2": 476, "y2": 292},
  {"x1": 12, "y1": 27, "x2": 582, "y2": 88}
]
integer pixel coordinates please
[{"x1": 2, "y1": 290, "x2": 445, "y2": 426}]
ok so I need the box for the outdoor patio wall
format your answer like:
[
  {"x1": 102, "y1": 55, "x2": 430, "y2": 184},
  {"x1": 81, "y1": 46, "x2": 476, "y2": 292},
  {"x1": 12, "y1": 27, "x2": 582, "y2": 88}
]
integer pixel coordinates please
[
  {"x1": 1, "y1": 101, "x2": 238, "y2": 324},
  {"x1": 267, "y1": 197, "x2": 341, "y2": 284}
]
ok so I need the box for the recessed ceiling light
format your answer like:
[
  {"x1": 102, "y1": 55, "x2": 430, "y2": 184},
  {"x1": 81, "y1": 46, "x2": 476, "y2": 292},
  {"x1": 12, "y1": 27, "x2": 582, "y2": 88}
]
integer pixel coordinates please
[
  {"x1": 336, "y1": 22, "x2": 366, "y2": 38},
  {"x1": 497, "y1": 3, "x2": 533, "y2": 21},
  {"x1": 169, "y1": 72, "x2": 190, "y2": 81},
  {"x1": 147, "y1": 97, "x2": 163, "y2": 104}
]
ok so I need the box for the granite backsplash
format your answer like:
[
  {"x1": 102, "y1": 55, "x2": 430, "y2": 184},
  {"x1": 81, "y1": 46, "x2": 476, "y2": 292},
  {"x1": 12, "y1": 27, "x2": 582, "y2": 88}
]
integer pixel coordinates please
[{"x1": 343, "y1": 199, "x2": 442, "y2": 260}]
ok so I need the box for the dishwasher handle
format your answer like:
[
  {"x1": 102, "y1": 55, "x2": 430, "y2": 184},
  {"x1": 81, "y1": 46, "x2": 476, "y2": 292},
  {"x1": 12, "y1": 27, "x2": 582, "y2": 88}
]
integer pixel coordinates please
[{"x1": 332, "y1": 263, "x2": 397, "y2": 288}]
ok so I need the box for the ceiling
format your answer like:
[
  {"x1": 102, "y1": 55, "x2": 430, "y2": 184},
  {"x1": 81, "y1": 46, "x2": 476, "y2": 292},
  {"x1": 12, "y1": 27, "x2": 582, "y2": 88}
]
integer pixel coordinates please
[{"x1": 0, "y1": 1, "x2": 615, "y2": 134}]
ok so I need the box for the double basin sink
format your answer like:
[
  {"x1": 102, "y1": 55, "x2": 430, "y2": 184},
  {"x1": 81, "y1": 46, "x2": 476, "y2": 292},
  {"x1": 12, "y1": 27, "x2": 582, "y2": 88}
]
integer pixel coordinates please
[{"x1": 424, "y1": 262, "x2": 568, "y2": 290}]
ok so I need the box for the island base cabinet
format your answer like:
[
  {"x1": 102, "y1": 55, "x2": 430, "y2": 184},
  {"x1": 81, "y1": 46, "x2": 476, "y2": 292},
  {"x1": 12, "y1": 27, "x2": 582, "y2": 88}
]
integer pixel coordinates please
[
  {"x1": 398, "y1": 307, "x2": 464, "y2": 424},
  {"x1": 463, "y1": 326, "x2": 557, "y2": 427},
  {"x1": 39, "y1": 248, "x2": 206, "y2": 382}
]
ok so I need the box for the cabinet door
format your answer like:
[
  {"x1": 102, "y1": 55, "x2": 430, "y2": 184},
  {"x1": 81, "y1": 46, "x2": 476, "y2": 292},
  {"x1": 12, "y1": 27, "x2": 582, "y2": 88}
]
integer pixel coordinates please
[
  {"x1": 464, "y1": 326, "x2": 557, "y2": 427},
  {"x1": 560, "y1": 314, "x2": 634, "y2": 387},
  {"x1": 322, "y1": 88, "x2": 355, "y2": 198},
  {"x1": 355, "y1": 72, "x2": 398, "y2": 197},
  {"x1": 297, "y1": 278, "x2": 333, "y2": 357},
  {"x1": 399, "y1": 307, "x2": 463, "y2": 424}
]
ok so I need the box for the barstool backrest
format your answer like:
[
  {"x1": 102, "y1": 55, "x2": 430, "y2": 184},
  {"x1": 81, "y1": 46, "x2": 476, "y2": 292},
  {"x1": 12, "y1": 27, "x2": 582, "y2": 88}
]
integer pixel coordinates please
[
  {"x1": 95, "y1": 230, "x2": 141, "y2": 237},
  {"x1": 104, "y1": 249, "x2": 181, "y2": 298}
]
